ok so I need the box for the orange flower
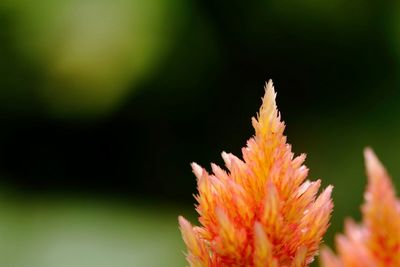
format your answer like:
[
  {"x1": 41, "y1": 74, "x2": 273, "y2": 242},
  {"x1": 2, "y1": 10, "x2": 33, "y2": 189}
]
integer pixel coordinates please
[
  {"x1": 179, "y1": 80, "x2": 333, "y2": 267},
  {"x1": 320, "y1": 148, "x2": 400, "y2": 267}
]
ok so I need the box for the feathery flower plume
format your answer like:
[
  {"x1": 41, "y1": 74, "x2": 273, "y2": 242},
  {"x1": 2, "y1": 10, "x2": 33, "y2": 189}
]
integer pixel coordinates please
[
  {"x1": 179, "y1": 80, "x2": 333, "y2": 266},
  {"x1": 320, "y1": 148, "x2": 400, "y2": 267}
]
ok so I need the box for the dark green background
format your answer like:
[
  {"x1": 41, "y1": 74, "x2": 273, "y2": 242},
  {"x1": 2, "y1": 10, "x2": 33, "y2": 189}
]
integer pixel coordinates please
[{"x1": 0, "y1": 0, "x2": 399, "y2": 266}]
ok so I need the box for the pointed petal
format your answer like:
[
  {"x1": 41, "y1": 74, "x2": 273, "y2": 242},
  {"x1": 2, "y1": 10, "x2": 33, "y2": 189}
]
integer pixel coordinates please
[
  {"x1": 179, "y1": 216, "x2": 210, "y2": 266},
  {"x1": 179, "y1": 216, "x2": 203, "y2": 258},
  {"x1": 291, "y1": 246, "x2": 308, "y2": 267},
  {"x1": 260, "y1": 182, "x2": 282, "y2": 236},
  {"x1": 253, "y1": 221, "x2": 278, "y2": 267},
  {"x1": 214, "y1": 207, "x2": 247, "y2": 259}
]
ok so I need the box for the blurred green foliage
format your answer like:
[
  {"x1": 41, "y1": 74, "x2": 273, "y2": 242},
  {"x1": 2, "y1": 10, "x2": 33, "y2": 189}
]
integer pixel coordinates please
[
  {"x1": 1, "y1": 0, "x2": 185, "y2": 117},
  {"x1": 0, "y1": 193, "x2": 188, "y2": 266}
]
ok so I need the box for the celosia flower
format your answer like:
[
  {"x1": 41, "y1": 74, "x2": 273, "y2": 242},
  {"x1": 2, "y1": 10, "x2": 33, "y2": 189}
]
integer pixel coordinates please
[
  {"x1": 320, "y1": 148, "x2": 400, "y2": 267},
  {"x1": 179, "y1": 80, "x2": 333, "y2": 266}
]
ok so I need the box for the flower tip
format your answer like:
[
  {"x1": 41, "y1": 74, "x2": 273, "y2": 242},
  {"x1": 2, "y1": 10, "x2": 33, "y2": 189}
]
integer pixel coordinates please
[
  {"x1": 191, "y1": 162, "x2": 203, "y2": 179},
  {"x1": 178, "y1": 215, "x2": 190, "y2": 231},
  {"x1": 178, "y1": 216, "x2": 201, "y2": 254},
  {"x1": 326, "y1": 184, "x2": 333, "y2": 191},
  {"x1": 221, "y1": 151, "x2": 230, "y2": 164},
  {"x1": 325, "y1": 185, "x2": 334, "y2": 197},
  {"x1": 318, "y1": 185, "x2": 334, "y2": 206},
  {"x1": 178, "y1": 215, "x2": 191, "y2": 241},
  {"x1": 363, "y1": 147, "x2": 387, "y2": 182},
  {"x1": 265, "y1": 79, "x2": 274, "y2": 90},
  {"x1": 363, "y1": 147, "x2": 379, "y2": 168},
  {"x1": 264, "y1": 79, "x2": 276, "y2": 100}
]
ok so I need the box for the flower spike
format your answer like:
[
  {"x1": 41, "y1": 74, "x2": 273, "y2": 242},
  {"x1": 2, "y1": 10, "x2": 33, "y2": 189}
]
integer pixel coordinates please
[
  {"x1": 180, "y1": 80, "x2": 333, "y2": 266},
  {"x1": 320, "y1": 148, "x2": 400, "y2": 267}
]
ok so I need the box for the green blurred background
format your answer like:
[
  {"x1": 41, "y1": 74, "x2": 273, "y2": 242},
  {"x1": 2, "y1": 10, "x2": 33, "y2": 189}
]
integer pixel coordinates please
[{"x1": 0, "y1": 0, "x2": 400, "y2": 266}]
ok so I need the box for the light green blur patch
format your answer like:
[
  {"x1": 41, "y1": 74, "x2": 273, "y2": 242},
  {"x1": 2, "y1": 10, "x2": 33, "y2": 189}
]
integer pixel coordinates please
[
  {"x1": 0, "y1": 196, "x2": 186, "y2": 267},
  {"x1": 7, "y1": 0, "x2": 186, "y2": 118}
]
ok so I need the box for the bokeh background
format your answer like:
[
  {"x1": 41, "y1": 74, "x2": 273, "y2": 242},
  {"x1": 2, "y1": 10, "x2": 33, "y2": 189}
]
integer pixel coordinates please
[{"x1": 0, "y1": 0, "x2": 400, "y2": 266}]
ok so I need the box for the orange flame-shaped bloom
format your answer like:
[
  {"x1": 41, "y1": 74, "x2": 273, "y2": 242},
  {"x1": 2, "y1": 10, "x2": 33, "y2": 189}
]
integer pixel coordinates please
[
  {"x1": 321, "y1": 148, "x2": 400, "y2": 267},
  {"x1": 179, "y1": 81, "x2": 333, "y2": 267}
]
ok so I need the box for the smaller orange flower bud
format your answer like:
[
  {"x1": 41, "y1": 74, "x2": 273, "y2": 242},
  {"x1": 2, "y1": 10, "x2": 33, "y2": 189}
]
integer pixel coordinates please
[{"x1": 320, "y1": 148, "x2": 400, "y2": 267}]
